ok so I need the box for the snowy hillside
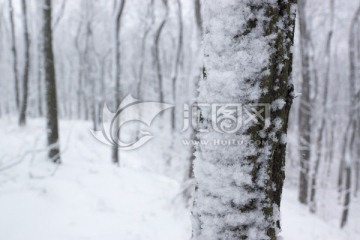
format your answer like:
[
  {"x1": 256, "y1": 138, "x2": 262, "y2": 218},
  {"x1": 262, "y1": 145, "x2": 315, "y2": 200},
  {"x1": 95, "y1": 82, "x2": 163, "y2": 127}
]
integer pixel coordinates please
[{"x1": 0, "y1": 119, "x2": 358, "y2": 240}]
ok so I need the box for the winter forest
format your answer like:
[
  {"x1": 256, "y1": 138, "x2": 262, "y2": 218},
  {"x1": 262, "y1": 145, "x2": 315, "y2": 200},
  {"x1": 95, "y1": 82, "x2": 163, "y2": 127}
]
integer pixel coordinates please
[{"x1": 0, "y1": 0, "x2": 359, "y2": 239}]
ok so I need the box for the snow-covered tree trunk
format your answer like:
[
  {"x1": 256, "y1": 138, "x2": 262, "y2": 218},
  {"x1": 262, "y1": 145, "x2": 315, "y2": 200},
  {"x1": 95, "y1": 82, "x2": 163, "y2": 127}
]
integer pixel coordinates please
[
  {"x1": 43, "y1": 0, "x2": 61, "y2": 163},
  {"x1": 192, "y1": 1, "x2": 296, "y2": 239}
]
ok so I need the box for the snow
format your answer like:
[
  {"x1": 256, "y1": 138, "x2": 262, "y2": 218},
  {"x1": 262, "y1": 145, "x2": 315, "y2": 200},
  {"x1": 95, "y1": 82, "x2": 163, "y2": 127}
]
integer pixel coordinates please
[
  {"x1": 0, "y1": 119, "x2": 191, "y2": 240},
  {"x1": 280, "y1": 189, "x2": 360, "y2": 240},
  {"x1": 0, "y1": 118, "x2": 359, "y2": 240},
  {"x1": 272, "y1": 99, "x2": 286, "y2": 111}
]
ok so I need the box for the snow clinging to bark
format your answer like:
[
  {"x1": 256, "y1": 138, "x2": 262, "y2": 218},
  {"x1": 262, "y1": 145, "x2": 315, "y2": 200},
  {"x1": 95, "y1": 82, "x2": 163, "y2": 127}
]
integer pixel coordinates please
[{"x1": 192, "y1": 0, "x2": 285, "y2": 239}]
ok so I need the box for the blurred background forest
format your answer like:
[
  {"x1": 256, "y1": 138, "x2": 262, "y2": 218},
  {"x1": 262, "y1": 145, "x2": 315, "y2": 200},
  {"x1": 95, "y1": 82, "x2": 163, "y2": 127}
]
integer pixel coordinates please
[{"x1": 0, "y1": 0, "x2": 359, "y2": 239}]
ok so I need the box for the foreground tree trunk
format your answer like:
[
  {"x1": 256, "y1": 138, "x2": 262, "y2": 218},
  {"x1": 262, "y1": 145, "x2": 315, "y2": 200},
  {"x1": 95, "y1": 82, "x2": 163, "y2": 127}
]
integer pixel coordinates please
[
  {"x1": 43, "y1": 0, "x2": 61, "y2": 163},
  {"x1": 192, "y1": 1, "x2": 296, "y2": 239},
  {"x1": 18, "y1": 0, "x2": 30, "y2": 126}
]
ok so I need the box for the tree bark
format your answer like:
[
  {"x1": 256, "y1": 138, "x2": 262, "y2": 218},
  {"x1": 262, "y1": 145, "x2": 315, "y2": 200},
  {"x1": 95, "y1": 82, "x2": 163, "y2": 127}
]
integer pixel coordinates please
[
  {"x1": 153, "y1": 0, "x2": 168, "y2": 103},
  {"x1": 339, "y1": 4, "x2": 360, "y2": 227},
  {"x1": 8, "y1": 0, "x2": 20, "y2": 110},
  {"x1": 18, "y1": 0, "x2": 30, "y2": 126},
  {"x1": 297, "y1": 0, "x2": 311, "y2": 205},
  {"x1": 111, "y1": 0, "x2": 126, "y2": 165},
  {"x1": 170, "y1": 0, "x2": 183, "y2": 130},
  {"x1": 309, "y1": 0, "x2": 334, "y2": 213},
  {"x1": 340, "y1": 166, "x2": 351, "y2": 228},
  {"x1": 43, "y1": 0, "x2": 61, "y2": 163},
  {"x1": 192, "y1": 1, "x2": 296, "y2": 239}
]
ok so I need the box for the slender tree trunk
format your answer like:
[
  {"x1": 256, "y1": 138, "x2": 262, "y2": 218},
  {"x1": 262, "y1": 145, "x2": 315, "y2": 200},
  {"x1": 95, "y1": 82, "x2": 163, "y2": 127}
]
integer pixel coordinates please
[
  {"x1": 309, "y1": 0, "x2": 334, "y2": 213},
  {"x1": 135, "y1": 0, "x2": 154, "y2": 139},
  {"x1": 170, "y1": 0, "x2": 183, "y2": 130},
  {"x1": 74, "y1": 22, "x2": 83, "y2": 120},
  {"x1": 192, "y1": 1, "x2": 296, "y2": 239},
  {"x1": 111, "y1": 0, "x2": 126, "y2": 165},
  {"x1": 8, "y1": 0, "x2": 20, "y2": 110},
  {"x1": 43, "y1": 0, "x2": 61, "y2": 163},
  {"x1": 153, "y1": 0, "x2": 168, "y2": 103},
  {"x1": 194, "y1": 0, "x2": 202, "y2": 39},
  {"x1": 355, "y1": 155, "x2": 360, "y2": 197},
  {"x1": 83, "y1": 0, "x2": 97, "y2": 130},
  {"x1": 37, "y1": 45, "x2": 44, "y2": 117},
  {"x1": 166, "y1": 0, "x2": 184, "y2": 167},
  {"x1": 339, "y1": 4, "x2": 360, "y2": 226},
  {"x1": 137, "y1": 0, "x2": 154, "y2": 100},
  {"x1": 340, "y1": 166, "x2": 351, "y2": 228},
  {"x1": 338, "y1": 155, "x2": 345, "y2": 198},
  {"x1": 95, "y1": 51, "x2": 109, "y2": 125},
  {"x1": 18, "y1": 0, "x2": 30, "y2": 126},
  {"x1": 339, "y1": 122, "x2": 354, "y2": 228},
  {"x1": 297, "y1": 0, "x2": 312, "y2": 205}
]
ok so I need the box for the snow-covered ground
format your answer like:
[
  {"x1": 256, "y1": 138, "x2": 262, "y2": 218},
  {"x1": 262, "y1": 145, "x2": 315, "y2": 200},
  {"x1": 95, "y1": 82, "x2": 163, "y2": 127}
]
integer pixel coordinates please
[
  {"x1": 0, "y1": 118, "x2": 358, "y2": 240},
  {"x1": 281, "y1": 190, "x2": 360, "y2": 240}
]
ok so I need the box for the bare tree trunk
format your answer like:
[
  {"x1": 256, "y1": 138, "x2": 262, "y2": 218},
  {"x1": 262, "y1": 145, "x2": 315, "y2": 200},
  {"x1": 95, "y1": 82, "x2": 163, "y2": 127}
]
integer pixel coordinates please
[
  {"x1": 339, "y1": 122, "x2": 354, "y2": 228},
  {"x1": 338, "y1": 155, "x2": 345, "y2": 198},
  {"x1": 355, "y1": 152, "x2": 360, "y2": 197},
  {"x1": 170, "y1": 0, "x2": 183, "y2": 130},
  {"x1": 153, "y1": 0, "x2": 168, "y2": 103},
  {"x1": 74, "y1": 22, "x2": 83, "y2": 120},
  {"x1": 111, "y1": 0, "x2": 126, "y2": 165},
  {"x1": 95, "y1": 50, "x2": 110, "y2": 125},
  {"x1": 339, "y1": 4, "x2": 360, "y2": 227},
  {"x1": 353, "y1": 7, "x2": 360, "y2": 198},
  {"x1": 8, "y1": 0, "x2": 20, "y2": 110},
  {"x1": 83, "y1": 0, "x2": 97, "y2": 131},
  {"x1": 43, "y1": 0, "x2": 61, "y2": 163},
  {"x1": 137, "y1": 0, "x2": 154, "y2": 100},
  {"x1": 135, "y1": 0, "x2": 154, "y2": 139},
  {"x1": 309, "y1": 0, "x2": 334, "y2": 213},
  {"x1": 194, "y1": 0, "x2": 202, "y2": 39},
  {"x1": 37, "y1": 43, "x2": 44, "y2": 117},
  {"x1": 18, "y1": 0, "x2": 30, "y2": 126},
  {"x1": 297, "y1": 0, "x2": 312, "y2": 205},
  {"x1": 165, "y1": 0, "x2": 184, "y2": 168},
  {"x1": 341, "y1": 166, "x2": 351, "y2": 228}
]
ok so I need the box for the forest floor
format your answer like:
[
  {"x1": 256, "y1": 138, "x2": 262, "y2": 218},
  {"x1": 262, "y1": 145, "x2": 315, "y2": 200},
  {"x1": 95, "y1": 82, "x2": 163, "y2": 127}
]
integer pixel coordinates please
[{"x1": 0, "y1": 118, "x2": 358, "y2": 240}]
